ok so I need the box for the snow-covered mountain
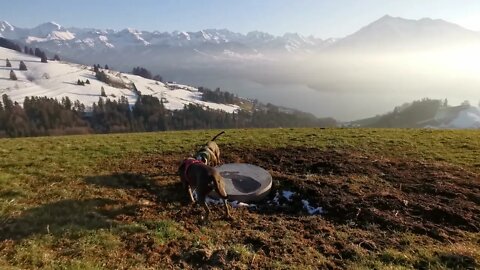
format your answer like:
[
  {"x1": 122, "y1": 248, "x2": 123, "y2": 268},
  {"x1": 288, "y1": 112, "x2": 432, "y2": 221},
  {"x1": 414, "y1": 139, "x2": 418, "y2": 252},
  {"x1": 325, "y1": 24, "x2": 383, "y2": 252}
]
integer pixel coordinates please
[
  {"x1": 3, "y1": 16, "x2": 480, "y2": 122},
  {"x1": 0, "y1": 46, "x2": 239, "y2": 113},
  {"x1": 0, "y1": 20, "x2": 325, "y2": 56},
  {"x1": 330, "y1": 15, "x2": 480, "y2": 51},
  {"x1": 2, "y1": 15, "x2": 479, "y2": 68}
]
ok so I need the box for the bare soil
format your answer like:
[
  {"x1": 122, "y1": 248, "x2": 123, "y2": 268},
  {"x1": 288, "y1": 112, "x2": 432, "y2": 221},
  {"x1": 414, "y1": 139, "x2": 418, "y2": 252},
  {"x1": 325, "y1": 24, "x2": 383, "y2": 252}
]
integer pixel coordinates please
[{"x1": 78, "y1": 146, "x2": 479, "y2": 269}]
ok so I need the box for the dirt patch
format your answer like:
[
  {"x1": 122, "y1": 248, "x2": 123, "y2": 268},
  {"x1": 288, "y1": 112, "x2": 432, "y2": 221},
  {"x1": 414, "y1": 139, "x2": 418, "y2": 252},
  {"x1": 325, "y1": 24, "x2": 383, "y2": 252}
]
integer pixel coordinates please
[
  {"x1": 82, "y1": 147, "x2": 480, "y2": 269},
  {"x1": 227, "y1": 147, "x2": 480, "y2": 236}
]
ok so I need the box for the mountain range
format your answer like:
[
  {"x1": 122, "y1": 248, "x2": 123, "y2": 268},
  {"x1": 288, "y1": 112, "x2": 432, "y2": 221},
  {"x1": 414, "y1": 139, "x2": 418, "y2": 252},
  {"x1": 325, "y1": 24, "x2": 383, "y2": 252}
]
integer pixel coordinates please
[
  {"x1": 2, "y1": 15, "x2": 480, "y2": 121},
  {"x1": 2, "y1": 15, "x2": 479, "y2": 61}
]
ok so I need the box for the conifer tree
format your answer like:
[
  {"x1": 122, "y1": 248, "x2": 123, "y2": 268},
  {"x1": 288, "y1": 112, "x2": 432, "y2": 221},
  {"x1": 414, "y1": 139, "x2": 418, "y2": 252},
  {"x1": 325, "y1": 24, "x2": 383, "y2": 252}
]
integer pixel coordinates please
[
  {"x1": 53, "y1": 54, "x2": 60, "y2": 61},
  {"x1": 19, "y1": 61, "x2": 27, "y2": 71},
  {"x1": 101, "y1": 86, "x2": 106, "y2": 97},
  {"x1": 34, "y1": 48, "x2": 42, "y2": 57},
  {"x1": 6, "y1": 58, "x2": 11, "y2": 67},
  {"x1": 40, "y1": 52, "x2": 48, "y2": 63},
  {"x1": 9, "y1": 70, "x2": 17, "y2": 80}
]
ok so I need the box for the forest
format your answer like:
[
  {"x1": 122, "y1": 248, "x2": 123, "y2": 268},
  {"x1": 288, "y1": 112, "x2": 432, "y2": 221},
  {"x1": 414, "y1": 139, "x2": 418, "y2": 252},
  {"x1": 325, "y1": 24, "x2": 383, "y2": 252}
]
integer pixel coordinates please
[{"x1": 0, "y1": 94, "x2": 336, "y2": 137}]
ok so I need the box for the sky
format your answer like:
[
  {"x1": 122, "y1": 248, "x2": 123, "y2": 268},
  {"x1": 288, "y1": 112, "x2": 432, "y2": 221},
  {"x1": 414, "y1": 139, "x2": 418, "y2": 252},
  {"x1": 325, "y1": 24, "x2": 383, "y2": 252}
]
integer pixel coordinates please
[{"x1": 1, "y1": 0, "x2": 480, "y2": 38}]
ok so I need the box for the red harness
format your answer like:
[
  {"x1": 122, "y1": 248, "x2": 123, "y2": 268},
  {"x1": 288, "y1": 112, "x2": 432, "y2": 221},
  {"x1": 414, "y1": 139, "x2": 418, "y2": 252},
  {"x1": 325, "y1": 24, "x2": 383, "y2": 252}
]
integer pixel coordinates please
[{"x1": 183, "y1": 158, "x2": 202, "y2": 184}]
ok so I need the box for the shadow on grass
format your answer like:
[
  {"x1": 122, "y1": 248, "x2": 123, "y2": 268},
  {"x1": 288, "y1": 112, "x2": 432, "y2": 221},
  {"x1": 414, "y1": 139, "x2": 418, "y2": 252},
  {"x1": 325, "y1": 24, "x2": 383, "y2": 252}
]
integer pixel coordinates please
[
  {"x1": 84, "y1": 172, "x2": 185, "y2": 203},
  {"x1": 0, "y1": 198, "x2": 136, "y2": 241},
  {"x1": 0, "y1": 173, "x2": 184, "y2": 242}
]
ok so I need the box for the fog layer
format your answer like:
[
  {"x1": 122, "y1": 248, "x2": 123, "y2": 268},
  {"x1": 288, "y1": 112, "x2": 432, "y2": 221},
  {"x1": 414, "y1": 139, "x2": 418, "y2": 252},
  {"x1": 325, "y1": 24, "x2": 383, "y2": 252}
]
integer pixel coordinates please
[{"x1": 151, "y1": 46, "x2": 480, "y2": 121}]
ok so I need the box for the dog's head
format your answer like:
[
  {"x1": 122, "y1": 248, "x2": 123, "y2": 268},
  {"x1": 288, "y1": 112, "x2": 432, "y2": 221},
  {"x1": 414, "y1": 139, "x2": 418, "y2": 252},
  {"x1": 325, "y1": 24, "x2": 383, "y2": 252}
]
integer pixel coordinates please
[{"x1": 196, "y1": 152, "x2": 208, "y2": 165}]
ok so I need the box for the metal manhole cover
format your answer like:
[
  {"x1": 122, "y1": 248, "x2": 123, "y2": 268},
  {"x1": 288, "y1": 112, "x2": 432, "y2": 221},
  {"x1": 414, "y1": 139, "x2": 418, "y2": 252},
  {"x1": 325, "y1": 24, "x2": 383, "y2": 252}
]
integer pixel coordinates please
[{"x1": 210, "y1": 163, "x2": 272, "y2": 202}]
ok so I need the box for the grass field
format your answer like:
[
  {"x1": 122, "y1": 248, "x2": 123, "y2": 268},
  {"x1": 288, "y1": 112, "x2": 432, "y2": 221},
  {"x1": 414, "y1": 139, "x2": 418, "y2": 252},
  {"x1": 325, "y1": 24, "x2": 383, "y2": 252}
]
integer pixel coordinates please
[{"x1": 0, "y1": 128, "x2": 479, "y2": 269}]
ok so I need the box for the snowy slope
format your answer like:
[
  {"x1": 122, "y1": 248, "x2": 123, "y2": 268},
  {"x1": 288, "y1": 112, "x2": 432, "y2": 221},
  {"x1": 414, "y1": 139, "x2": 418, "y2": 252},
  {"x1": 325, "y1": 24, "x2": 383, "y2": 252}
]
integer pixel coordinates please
[
  {"x1": 0, "y1": 47, "x2": 239, "y2": 113},
  {"x1": 437, "y1": 106, "x2": 480, "y2": 129}
]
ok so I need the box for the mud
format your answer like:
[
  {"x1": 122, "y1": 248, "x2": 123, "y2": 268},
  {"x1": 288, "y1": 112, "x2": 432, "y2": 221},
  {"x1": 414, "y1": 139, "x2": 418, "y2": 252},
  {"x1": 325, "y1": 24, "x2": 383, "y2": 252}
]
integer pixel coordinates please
[{"x1": 90, "y1": 147, "x2": 480, "y2": 268}]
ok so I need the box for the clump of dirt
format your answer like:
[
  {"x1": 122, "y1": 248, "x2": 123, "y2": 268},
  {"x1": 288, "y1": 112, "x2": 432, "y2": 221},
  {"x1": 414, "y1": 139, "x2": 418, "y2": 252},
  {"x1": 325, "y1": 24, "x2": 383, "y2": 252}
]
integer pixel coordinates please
[{"x1": 85, "y1": 147, "x2": 480, "y2": 269}]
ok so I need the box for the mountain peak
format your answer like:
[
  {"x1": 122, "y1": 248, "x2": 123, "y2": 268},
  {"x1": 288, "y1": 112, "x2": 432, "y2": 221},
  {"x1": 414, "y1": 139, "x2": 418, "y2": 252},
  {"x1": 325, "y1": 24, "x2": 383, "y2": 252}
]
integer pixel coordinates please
[
  {"x1": 331, "y1": 14, "x2": 480, "y2": 52},
  {"x1": 37, "y1": 21, "x2": 63, "y2": 29},
  {"x1": 32, "y1": 21, "x2": 64, "y2": 36},
  {"x1": 372, "y1": 14, "x2": 407, "y2": 24},
  {"x1": 379, "y1": 14, "x2": 395, "y2": 20},
  {"x1": 0, "y1": 20, "x2": 14, "y2": 32}
]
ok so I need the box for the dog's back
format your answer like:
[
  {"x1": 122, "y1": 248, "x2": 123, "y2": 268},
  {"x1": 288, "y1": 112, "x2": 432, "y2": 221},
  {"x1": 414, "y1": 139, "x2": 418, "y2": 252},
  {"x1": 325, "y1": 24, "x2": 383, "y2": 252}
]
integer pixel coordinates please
[
  {"x1": 180, "y1": 160, "x2": 227, "y2": 199},
  {"x1": 179, "y1": 159, "x2": 231, "y2": 220}
]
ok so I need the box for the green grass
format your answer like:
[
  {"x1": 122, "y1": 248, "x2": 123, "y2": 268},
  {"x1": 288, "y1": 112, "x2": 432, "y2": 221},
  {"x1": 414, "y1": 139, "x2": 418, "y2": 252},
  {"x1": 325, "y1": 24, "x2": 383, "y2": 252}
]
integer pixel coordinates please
[{"x1": 0, "y1": 128, "x2": 479, "y2": 269}]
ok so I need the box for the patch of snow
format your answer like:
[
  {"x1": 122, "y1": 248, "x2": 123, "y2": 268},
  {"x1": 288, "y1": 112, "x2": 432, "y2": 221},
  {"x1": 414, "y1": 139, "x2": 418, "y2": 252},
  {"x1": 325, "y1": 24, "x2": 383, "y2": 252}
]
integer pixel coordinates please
[
  {"x1": 282, "y1": 190, "x2": 295, "y2": 201},
  {"x1": 48, "y1": 31, "x2": 75, "y2": 41},
  {"x1": 447, "y1": 107, "x2": 480, "y2": 129},
  {"x1": 204, "y1": 197, "x2": 255, "y2": 208},
  {"x1": 0, "y1": 21, "x2": 14, "y2": 32},
  {"x1": 178, "y1": 31, "x2": 191, "y2": 40},
  {"x1": 26, "y1": 36, "x2": 48, "y2": 43},
  {"x1": 98, "y1": 35, "x2": 115, "y2": 48},
  {"x1": 302, "y1": 200, "x2": 324, "y2": 215},
  {"x1": 271, "y1": 190, "x2": 296, "y2": 205},
  {"x1": 81, "y1": 38, "x2": 95, "y2": 47},
  {"x1": 272, "y1": 191, "x2": 280, "y2": 205}
]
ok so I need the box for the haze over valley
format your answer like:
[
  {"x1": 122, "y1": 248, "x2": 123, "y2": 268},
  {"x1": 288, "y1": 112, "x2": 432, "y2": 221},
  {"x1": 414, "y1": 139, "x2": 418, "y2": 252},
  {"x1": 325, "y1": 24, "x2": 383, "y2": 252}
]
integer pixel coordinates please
[{"x1": 2, "y1": 15, "x2": 480, "y2": 121}]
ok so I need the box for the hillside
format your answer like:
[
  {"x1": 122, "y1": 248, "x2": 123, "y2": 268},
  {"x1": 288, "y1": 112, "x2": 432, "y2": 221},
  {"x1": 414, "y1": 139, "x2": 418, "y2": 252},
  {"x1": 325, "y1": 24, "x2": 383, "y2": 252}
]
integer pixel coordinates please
[
  {"x1": 0, "y1": 46, "x2": 336, "y2": 137},
  {"x1": 0, "y1": 128, "x2": 479, "y2": 269},
  {"x1": 0, "y1": 46, "x2": 239, "y2": 113},
  {"x1": 349, "y1": 99, "x2": 480, "y2": 129}
]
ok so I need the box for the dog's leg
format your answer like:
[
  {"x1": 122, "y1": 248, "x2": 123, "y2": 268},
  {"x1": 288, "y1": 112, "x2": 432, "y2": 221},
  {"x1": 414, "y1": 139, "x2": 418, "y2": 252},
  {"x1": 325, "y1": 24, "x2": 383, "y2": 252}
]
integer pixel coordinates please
[
  {"x1": 198, "y1": 195, "x2": 211, "y2": 222},
  {"x1": 223, "y1": 199, "x2": 232, "y2": 219},
  {"x1": 186, "y1": 185, "x2": 195, "y2": 203}
]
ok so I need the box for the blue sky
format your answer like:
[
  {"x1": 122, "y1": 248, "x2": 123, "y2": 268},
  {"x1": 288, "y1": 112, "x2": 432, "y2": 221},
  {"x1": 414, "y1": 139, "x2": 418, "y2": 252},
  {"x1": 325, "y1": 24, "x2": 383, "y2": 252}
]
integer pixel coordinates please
[{"x1": 2, "y1": 0, "x2": 480, "y2": 38}]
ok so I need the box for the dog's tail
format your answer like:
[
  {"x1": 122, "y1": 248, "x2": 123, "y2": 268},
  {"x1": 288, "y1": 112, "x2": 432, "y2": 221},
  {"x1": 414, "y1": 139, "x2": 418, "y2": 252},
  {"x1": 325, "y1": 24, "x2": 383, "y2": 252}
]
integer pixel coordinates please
[
  {"x1": 210, "y1": 131, "x2": 225, "y2": 141},
  {"x1": 213, "y1": 176, "x2": 228, "y2": 199}
]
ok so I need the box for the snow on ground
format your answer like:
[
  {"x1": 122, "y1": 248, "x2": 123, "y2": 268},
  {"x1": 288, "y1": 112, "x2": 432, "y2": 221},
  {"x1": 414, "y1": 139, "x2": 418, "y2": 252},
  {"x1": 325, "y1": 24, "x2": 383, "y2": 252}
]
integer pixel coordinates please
[
  {"x1": 0, "y1": 47, "x2": 239, "y2": 113},
  {"x1": 446, "y1": 106, "x2": 480, "y2": 129},
  {"x1": 301, "y1": 199, "x2": 324, "y2": 215},
  {"x1": 270, "y1": 190, "x2": 324, "y2": 215},
  {"x1": 205, "y1": 197, "x2": 256, "y2": 208},
  {"x1": 427, "y1": 105, "x2": 480, "y2": 129}
]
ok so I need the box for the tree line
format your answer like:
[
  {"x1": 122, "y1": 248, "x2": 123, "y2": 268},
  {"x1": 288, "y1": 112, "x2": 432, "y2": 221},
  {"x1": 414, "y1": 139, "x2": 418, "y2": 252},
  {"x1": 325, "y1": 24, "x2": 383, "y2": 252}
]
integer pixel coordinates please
[
  {"x1": 198, "y1": 87, "x2": 240, "y2": 105},
  {"x1": 0, "y1": 94, "x2": 336, "y2": 138}
]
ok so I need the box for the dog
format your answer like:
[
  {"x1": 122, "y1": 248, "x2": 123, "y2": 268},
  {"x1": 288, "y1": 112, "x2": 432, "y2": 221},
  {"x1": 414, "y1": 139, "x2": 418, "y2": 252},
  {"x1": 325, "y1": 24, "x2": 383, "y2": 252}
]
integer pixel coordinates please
[
  {"x1": 195, "y1": 131, "x2": 225, "y2": 167},
  {"x1": 178, "y1": 158, "x2": 231, "y2": 221}
]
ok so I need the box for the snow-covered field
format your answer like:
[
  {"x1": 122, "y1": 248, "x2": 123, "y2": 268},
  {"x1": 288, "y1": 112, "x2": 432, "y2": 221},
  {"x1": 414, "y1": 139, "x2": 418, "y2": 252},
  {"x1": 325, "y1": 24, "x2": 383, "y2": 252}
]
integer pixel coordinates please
[{"x1": 0, "y1": 47, "x2": 239, "y2": 113}]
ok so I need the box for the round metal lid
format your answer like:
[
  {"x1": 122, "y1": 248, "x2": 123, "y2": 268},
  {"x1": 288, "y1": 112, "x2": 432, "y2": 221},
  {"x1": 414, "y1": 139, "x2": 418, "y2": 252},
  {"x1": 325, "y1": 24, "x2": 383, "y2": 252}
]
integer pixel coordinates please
[{"x1": 210, "y1": 163, "x2": 272, "y2": 202}]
